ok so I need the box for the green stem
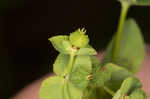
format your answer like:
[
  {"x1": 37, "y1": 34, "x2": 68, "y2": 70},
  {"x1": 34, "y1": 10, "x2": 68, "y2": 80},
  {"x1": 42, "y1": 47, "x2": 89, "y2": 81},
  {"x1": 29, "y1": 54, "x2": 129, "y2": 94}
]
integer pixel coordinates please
[
  {"x1": 62, "y1": 53, "x2": 75, "y2": 77},
  {"x1": 67, "y1": 53, "x2": 75, "y2": 73},
  {"x1": 112, "y1": 1, "x2": 129, "y2": 61},
  {"x1": 103, "y1": 85, "x2": 115, "y2": 96}
]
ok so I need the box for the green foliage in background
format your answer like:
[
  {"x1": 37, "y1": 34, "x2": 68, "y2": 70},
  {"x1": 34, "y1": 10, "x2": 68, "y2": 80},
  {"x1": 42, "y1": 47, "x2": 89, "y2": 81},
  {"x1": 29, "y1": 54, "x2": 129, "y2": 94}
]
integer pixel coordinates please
[
  {"x1": 40, "y1": 0, "x2": 150, "y2": 98},
  {"x1": 101, "y1": 19, "x2": 145, "y2": 74}
]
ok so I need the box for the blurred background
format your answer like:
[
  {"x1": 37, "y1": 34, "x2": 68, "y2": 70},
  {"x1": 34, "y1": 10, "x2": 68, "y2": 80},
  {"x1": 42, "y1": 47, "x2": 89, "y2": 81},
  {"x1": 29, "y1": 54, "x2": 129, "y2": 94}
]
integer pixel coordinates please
[{"x1": 0, "y1": 0, "x2": 150, "y2": 98}]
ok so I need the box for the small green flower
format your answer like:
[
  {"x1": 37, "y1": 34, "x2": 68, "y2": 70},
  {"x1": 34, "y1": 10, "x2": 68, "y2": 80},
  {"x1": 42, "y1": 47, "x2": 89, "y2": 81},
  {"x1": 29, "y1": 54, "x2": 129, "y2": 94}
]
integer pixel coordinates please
[{"x1": 69, "y1": 28, "x2": 89, "y2": 48}]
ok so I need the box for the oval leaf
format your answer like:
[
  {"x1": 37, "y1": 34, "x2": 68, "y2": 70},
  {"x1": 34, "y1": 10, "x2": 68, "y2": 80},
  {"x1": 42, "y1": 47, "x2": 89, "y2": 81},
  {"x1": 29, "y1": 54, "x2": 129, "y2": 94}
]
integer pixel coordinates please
[
  {"x1": 92, "y1": 63, "x2": 133, "y2": 88},
  {"x1": 49, "y1": 36, "x2": 72, "y2": 54},
  {"x1": 101, "y1": 19, "x2": 145, "y2": 73},
  {"x1": 70, "y1": 55, "x2": 92, "y2": 90},
  {"x1": 76, "y1": 48, "x2": 97, "y2": 55},
  {"x1": 120, "y1": 77, "x2": 142, "y2": 95},
  {"x1": 113, "y1": 77, "x2": 146, "y2": 99},
  {"x1": 64, "y1": 81, "x2": 83, "y2": 99},
  {"x1": 129, "y1": 88, "x2": 147, "y2": 99},
  {"x1": 53, "y1": 54, "x2": 70, "y2": 76},
  {"x1": 73, "y1": 55, "x2": 92, "y2": 73},
  {"x1": 39, "y1": 76, "x2": 65, "y2": 99}
]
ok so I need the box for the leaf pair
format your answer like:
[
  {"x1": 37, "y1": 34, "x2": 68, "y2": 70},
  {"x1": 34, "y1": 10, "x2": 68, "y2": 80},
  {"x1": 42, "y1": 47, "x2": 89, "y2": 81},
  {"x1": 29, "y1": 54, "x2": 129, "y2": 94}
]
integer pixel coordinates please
[
  {"x1": 102, "y1": 19, "x2": 145, "y2": 74},
  {"x1": 49, "y1": 35, "x2": 96, "y2": 55},
  {"x1": 49, "y1": 29, "x2": 97, "y2": 55},
  {"x1": 40, "y1": 55, "x2": 92, "y2": 99},
  {"x1": 113, "y1": 77, "x2": 147, "y2": 99},
  {"x1": 40, "y1": 55, "x2": 93, "y2": 99},
  {"x1": 54, "y1": 50, "x2": 92, "y2": 87}
]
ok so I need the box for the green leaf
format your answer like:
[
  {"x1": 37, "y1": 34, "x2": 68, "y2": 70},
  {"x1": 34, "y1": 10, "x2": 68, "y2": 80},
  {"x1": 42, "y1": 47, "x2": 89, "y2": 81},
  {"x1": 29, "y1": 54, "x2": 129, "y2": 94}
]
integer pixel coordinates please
[
  {"x1": 53, "y1": 54, "x2": 70, "y2": 76},
  {"x1": 39, "y1": 76, "x2": 64, "y2": 99},
  {"x1": 70, "y1": 55, "x2": 92, "y2": 90},
  {"x1": 112, "y1": 90, "x2": 122, "y2": 99},
  {"x1": 113, "y1": 90, "x2": 131, "y2": 99},
  {"x1": 39, "y1": 76, "x2": 83, "y2": 99},
  {"x1": 62, "y1": 40, "x2": 72, "y2": 53},
  {"x1": 91, "y1": 63, "x2": 118, "y2": 86},
  {"x1": 83, "y1": 86, "x2": 111, "y2": 99},
  {"x1": 90, "y1": 56, "x2": 101, "y2": 66},
  {"x1": 64, "y1": 81, "x2": 83, "y2": 99},
  {"x1": 49, "y1": 36, "x2": 72, "y2": 54},
  {"x1": 106, "y1": 69, "x2": 133, "y2": 91},
  {"x1": 129, "y1": 89, "x2": 147, "y2": 99},
  {"x1": 70, "y1": 68, "x2": 90, "y2": 90},
  {"x1": 104, "y1": 64, "x2": 133, "y2": 92},
  {"x1": 92, "y1": 63, "x2": 133, "y2": 89},
  {"x1": 101, "y1": 19, "x2": 145, "y2": 73},
  {"x1": 89, "y1": 56, "x2": 101, "y2": 84},
  {"x1": 73, "y1": 55, "x2": 92, "y2": 73},
  {"x1": 76, "y1": 48, "x2": 97, "y2": 55},
  {"x1": 113, "y1": 89, "x2": 147, "y2": 99},
  {"x1": 82, "y1": 56, "x2": 112, "y2": 99},
  {"x1": 120, "y1": 77, "x2": 142, "y2": 95},
  {"x1": 132, "y1": 0, "x2": 150, "y2": 6},
  {"x1": 69, "y1": 29, "x2": 89, "y2": 48},
  {"x1": 82, "y1": 86, "x2": 98, "y2": 99},
  {"x1": 113, "y1": 77, "x2": 147, "y2": 99}
]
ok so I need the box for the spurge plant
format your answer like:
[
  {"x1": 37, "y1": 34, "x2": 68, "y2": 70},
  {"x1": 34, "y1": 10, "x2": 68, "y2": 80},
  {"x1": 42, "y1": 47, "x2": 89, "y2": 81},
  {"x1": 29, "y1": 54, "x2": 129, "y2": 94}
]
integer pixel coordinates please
[{"x1": 40, "y1": 0, "x2": 150, "y2": 99}]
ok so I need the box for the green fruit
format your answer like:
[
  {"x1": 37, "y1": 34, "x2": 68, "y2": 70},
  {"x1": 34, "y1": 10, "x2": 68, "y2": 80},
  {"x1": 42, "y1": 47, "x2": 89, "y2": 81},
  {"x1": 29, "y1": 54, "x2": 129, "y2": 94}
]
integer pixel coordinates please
[{"x1": 69, "y1": 29, "x2": 89, "y2": 48}]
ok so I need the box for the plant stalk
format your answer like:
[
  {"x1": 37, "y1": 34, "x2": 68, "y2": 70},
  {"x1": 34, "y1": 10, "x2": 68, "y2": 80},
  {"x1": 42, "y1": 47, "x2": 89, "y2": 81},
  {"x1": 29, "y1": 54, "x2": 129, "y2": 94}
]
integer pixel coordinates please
[
  {"x1": 103, "y1": 85, "x2": 115, "y2": 96},
  {"x1": 67, "y1": 53, "x2": 75, "y2": 73},
  {"x1": 112, "y1": 1, "x2": 129, "y2": 61},
  {"x1": 62, "y1": 53, "x2": 75, "y2": 77}
]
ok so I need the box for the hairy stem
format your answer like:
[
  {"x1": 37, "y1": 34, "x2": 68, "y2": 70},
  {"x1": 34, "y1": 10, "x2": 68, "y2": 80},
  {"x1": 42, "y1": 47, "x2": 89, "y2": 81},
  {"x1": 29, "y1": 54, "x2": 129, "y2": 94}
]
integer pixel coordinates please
[{"x1": 112, "y1": 1, "x2": 129, "y2": 61}]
